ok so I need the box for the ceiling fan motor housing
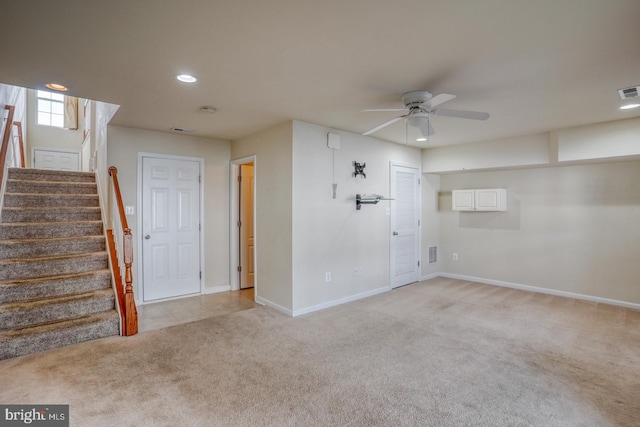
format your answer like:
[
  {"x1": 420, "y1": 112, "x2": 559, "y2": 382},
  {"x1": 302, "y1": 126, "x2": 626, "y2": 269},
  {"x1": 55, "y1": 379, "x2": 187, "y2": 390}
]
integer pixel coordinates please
[{"x1": 402, "y1": 91, "x2": 433, "y2": 108}]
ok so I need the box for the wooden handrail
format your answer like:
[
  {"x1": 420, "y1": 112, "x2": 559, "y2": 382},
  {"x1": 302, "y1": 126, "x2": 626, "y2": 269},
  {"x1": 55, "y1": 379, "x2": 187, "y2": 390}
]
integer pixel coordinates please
[
  {"x1": 107, "y1": 166, "x2": 138, "y2": 336},
  {"x1": 1, "y1": 105, "x2": 15, "y2": 183},
  {"x1": 13, "y1": 121, "x2": 25, "y2": 168}
]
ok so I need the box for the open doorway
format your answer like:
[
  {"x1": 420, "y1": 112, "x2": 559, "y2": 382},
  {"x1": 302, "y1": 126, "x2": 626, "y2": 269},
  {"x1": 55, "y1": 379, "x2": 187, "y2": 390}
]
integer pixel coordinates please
[
  {"x1": 230, "y1": 156, "x2": 257, "y2": 299},
  {"x1": 239, "y1": 162, "x2": 255, "y2": 289}
]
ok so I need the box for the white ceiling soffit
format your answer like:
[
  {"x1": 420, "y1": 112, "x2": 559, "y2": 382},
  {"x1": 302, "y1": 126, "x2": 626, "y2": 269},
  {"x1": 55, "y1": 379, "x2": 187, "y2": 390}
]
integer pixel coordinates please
[{"x1": 1, "y1": 0, "x2": 640, "y2": 147}]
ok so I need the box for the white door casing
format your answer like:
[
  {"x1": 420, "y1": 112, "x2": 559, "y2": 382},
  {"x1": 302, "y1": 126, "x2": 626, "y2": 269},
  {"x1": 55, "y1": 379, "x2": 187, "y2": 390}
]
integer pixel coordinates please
[
  {"x1": 141, "y1": 155, "x2": 202, "y2": 302},
  {"x1": 390, "y1": 163, "x2": 420, "y2": 288}
]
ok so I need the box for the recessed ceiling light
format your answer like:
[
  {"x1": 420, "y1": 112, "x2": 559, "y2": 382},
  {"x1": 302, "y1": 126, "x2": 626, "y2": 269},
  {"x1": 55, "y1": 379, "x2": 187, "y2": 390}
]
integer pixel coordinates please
[
  {"x1": 416, "y1": 137, "x2": 428, "y2": 142},
  {"x1": 45, "y1": 83, "x2": 68, "y2": 92},
  {"x1": 176, "y1": 74, "x2": 197, "y2": 83},
  {"x1": 620, "y1": 103, "x2": 640, "y2": 110}
]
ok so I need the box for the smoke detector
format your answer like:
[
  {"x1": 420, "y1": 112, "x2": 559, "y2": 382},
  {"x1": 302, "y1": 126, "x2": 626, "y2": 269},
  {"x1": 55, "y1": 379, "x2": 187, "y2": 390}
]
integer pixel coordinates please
[
  {"x1": 618, "y1": 85, "x2": 640, "y2": 100},
  {"x1": 200, "y1": 106, "x2": 217, "y2": 114}
]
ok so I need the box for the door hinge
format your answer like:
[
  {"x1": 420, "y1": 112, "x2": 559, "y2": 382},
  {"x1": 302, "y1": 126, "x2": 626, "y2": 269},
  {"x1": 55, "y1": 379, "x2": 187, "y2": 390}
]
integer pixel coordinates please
[
  {"x1": 237, "y1": 175, "x2": 242, "y2": 182},
  {"x1": 237, "y1": 266, "x2": 242, "y2": 272},
  {"x1": 237, "y1": 220, "x2": 241, "y2": 228},
  {"x1": 418, "y1": 219, "x2": 420, "y2": 226},
  {"x1": 418, "y1": 178, "x2": 421, "y2": 185},
  {"x1": 199, "y1": 223, "x2": 201, "y2": 231},
  {"x1": 418, "y1": 260, "x2": 420, "y2": 267},
  {"x1": 199, "y1": 271, "x2": 202, "y2": 279},
  {"x1": 199, "y1": 175, "x2": 202, "y2": 183}
]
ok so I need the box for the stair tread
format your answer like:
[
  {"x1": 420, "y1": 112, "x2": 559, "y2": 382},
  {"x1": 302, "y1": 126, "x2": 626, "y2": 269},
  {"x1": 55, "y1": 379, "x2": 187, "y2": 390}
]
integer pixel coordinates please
[
  {"x1": 0, "y1": 310, "x2": 118, "y2": 340},
  {"x1": 4, "y1": 192, "x2": 98, "y2": 197},
  {"x1": 0, "y1": 220, "x2": 102, "y2": 226},
  {"x1": 2, "y1": 206, "x2": 101, "y2": 211},
  {"x1": 0, "y1": 288, "x2": 114, "y2": 312},
  {"x1": 0, "y1": 235, "x2": 104, "y2": 245},
  {"x1": 0, "y1": 269, "x2": 111, "y2": 286},
  {"x1": 7, "y1": 178, "x2": 96, "y2": 185},
  {"x1": 0, "y1": 250, "x2": 107, "y2": 264}
]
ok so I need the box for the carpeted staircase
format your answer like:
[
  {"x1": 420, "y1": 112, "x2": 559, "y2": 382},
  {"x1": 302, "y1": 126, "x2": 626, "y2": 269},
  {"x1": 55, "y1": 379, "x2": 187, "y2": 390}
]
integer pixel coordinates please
[{"x1": 0, "y1": 168, "x2": 119, "y2": 360}]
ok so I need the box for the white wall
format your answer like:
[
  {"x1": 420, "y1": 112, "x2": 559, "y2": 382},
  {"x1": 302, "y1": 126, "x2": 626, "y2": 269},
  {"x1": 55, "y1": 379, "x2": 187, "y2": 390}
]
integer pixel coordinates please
[
  {"x1": 554, "y1": 117, "x2": 640, "y2": 162},
  {"x1": 25, "y1": 89, "x2": 85, "y2": 167},
  {"x1": 423, "y1": 133, "x2": 550, "y2": 173},
  {"x1": 438, "y1": 160, "x2": 640, "y2": 305},
  {"x1": 421, "y1": 173, "x2": 440, "y2": 278},
  {"x1": 231, "y1": 121, "x2": 294, "y2": 312},
  {"x1": 107, "y1": 126, "x2": 231, "y2": 297},
  {"x1": 291, "y1": 121, "x2": 421, "y2": 313}
]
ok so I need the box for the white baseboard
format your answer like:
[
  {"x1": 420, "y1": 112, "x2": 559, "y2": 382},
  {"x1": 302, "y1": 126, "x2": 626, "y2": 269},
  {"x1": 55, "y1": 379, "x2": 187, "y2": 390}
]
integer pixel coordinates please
[
  {"x1": 420, "y1": 272, "x2": 441, "y2": 282},
  {"x1": 204, "y1": 285, "x2": 231, "y2": 295},
  {"x1": 292, "y1": 286, "x2": 390, "y2": 317},
  {"x1": 255, "y1": 296, "x2": 293, "y2": 316},
  {"x1": 439, "y1": 273, "x2": 640, "y2": 311}
]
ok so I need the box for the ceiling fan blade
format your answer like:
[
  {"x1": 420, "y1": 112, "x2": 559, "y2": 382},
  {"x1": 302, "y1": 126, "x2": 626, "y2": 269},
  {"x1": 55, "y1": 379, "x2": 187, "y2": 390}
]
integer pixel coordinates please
[
  {"x1": 363, "y1": 108, "x2": 407, "y2": 112},
  {"x1": 362, "y1": 116, "x2": 405, "y2": 136},
  {"x1": 424, "y1": 93, "x2": 456, "y2": 109},
  {"x1": 433, "y1": 108, "x2": 490, "y2": 120}
]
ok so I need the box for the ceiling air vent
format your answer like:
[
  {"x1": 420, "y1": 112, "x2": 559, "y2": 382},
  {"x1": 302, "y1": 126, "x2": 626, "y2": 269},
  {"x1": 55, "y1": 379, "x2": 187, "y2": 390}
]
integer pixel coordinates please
[{"x1": 618, "y1": 86, "x2": 640, "y2": 100}]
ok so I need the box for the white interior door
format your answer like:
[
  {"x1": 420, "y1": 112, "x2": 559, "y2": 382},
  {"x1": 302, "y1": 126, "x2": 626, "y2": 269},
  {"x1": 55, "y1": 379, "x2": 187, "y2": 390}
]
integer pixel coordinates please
[
  {"x1": 142, "y1": 156, "x2": 201, "y2": 301},
  {"x1": 239, "y1": 163, "x2": 255, "y2": 289},
  {"x1": 390, "y1": 164, "x2": 420, "y2": 288},
  {"x1": 33, "y1": 148, "x2": 80, "y2": 171}
]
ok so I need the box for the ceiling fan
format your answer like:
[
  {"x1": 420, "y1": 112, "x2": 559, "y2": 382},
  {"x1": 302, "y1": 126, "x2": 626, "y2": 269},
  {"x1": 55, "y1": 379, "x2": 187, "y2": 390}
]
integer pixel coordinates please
[{"x1": 362, "y1": 90, "x2": 489, "y2": 141}]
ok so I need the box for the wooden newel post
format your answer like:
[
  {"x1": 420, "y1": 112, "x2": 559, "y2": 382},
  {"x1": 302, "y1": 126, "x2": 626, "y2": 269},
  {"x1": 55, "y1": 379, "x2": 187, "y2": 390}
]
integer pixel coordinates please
[{"x1": 123, "y1": 229, "x2": 138, "y2": 335}]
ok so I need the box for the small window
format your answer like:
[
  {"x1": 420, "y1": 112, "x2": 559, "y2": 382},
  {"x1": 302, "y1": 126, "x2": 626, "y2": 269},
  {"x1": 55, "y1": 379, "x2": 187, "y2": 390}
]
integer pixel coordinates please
[{"x1": 37, "y1": 90, "x2": 65, "y2": 127}]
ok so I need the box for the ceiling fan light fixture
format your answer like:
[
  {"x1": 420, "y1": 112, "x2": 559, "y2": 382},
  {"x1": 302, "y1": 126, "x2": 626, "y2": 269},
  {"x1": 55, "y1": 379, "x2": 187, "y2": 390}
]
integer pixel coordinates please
[{"x1": 45, "y1": 83, "x2": 68, "y2": 92}]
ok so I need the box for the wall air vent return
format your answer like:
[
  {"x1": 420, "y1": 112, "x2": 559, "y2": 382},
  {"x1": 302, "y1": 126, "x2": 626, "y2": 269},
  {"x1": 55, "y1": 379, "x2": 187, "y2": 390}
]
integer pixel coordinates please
[
  {"x1": 618, "y1": 86, "x2": 640, "y2": 100},
  {"x1": 170, "y1": 127, "x2": 193, "y2": 133},
  {"x1": 428, "y1": 246, "x2": 437, "y2": 264}
]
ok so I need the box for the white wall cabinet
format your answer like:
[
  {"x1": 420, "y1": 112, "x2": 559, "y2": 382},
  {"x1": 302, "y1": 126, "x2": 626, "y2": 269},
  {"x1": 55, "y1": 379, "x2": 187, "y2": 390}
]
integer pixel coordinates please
[{"x1": 452, "y1": 188, "x2": 507, "y2": 211}]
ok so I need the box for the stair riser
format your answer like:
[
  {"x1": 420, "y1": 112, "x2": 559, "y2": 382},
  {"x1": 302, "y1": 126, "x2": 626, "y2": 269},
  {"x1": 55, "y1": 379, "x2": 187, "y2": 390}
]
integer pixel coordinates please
[
  {"x1": 0, "y1": 223, "x2": 103, "y2": 240},
  {"x1": 0, "y1": 256, "x2": 109, "y2": 280},
  {"x1": 0, "y1": 239, "x2": 106, "y2": 261},
  {"x1": 0, "y1": 315, "x2": 119, "y2": 360},
  {"x1": 0, "y1": 272, "x2": 112, "y2": 304},
  {"x1": 1, "y1": 209, "x2": 102, "y2": 223},
  {"x1": 6, "y1": 181, "x2": 97, "y2": 195},
  {"x1": 7, "y1": 169, "x2": 96, "y2": 183},
  {"x1": 0, "y1": 294, "x2": 115, "y2": 330},
  {"x1": 3, "y1": 194, "x2": 99, "y2": 208}
]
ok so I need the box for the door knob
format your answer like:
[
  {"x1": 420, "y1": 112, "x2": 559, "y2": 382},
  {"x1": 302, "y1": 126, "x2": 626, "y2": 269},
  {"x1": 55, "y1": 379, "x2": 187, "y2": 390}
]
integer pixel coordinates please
[
  {"x1": 145, "y1": 235, "x2": 151, "y2": 240},
  {"x1": 392, "y1": 231, "x2": 399, "y2": 236}
]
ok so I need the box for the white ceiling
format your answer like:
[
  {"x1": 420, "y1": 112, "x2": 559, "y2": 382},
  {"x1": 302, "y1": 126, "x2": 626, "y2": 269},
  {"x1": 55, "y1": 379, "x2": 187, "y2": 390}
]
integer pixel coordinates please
[{"x1": 1, "y1": 0, "x2": 640, "y2": 147}]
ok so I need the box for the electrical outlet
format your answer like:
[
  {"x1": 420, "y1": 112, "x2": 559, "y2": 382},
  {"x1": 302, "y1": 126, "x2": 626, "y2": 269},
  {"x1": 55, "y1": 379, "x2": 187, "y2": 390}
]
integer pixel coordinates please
[
  {"x1": 325, "y1": 272, "x2": 332, "y2": 282},
  {"x1": 354, "y1": 267, "x2": 363, "y2": 276},
  {"x1": 125, "y1": 205, "x2": 135, "y2": 215},
  {"x1": 453, "y1": 253, "x2": 459, "y2": 261}
]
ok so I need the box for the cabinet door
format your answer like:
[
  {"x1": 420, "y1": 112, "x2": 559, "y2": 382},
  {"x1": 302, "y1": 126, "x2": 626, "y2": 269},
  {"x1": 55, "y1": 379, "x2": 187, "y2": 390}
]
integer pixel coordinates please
[
  {"x1": 452, "y1": 189, "x2": 475, "y2": 211},
  {"x1": 475, "y1": 188, "x2": 506, "y2": 211}
]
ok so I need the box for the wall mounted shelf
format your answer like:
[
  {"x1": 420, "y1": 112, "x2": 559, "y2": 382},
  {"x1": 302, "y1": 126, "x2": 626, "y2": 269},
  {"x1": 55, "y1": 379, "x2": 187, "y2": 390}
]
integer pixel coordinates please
[{"x1": 356, "y1": 194, "x2": 393, "y2": 210}]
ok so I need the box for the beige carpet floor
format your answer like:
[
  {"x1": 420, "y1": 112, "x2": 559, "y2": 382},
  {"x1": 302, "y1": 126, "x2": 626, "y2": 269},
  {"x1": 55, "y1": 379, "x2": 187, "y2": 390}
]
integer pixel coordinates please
[{"x1": 1, "y1": 277, "x2": 639, "y2": 426}]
